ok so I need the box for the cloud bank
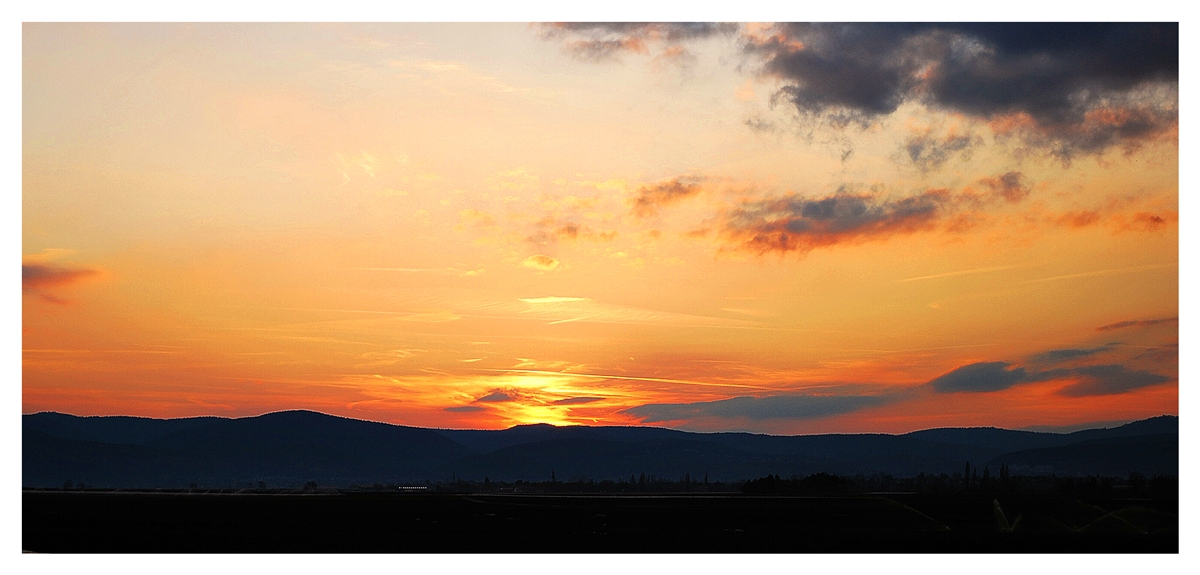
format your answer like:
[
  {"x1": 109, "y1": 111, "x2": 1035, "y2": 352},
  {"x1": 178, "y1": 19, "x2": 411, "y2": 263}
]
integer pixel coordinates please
[
  {"x1": 926, "y1": 360, "x2": 1171, "y2": 397},
  {"x1": 545, "y1": 23, "x2": 1178, "y2": 162},
  {"x1": 720, "y1": 187, "x2": 950, "y2": 255},
  {"x1": 623, "y1": 393, "x2": 889, "y2": 423},
  {"x1": 749, "y1": 23, "x2": 1177, "y2": 160}
]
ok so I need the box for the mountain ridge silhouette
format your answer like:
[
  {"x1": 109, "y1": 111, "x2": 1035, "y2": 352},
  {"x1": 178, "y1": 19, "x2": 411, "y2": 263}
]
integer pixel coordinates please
[{"x1": 23, "y1": 410, "x2": 1177, "y2": 488}]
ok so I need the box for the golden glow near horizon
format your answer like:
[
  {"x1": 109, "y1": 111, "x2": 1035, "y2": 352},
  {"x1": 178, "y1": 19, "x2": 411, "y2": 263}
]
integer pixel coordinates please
[{"x1": 23, "y1": 23, "x2": 1178, "y2": 433}]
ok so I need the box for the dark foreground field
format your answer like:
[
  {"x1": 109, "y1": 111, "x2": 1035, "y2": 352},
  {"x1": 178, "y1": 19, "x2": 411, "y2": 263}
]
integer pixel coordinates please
[{"x1": 23, "y1": 490, "x2": 1176, "y2": 553}]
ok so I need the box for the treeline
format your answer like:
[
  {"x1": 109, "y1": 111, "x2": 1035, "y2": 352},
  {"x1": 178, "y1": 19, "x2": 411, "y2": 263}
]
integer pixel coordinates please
[
  {"x1": 388, "y1": 472, "x2": 742, "y2": 494},
  {"x1": 741, "y1": 469, "x2": 1178, "y2": 500},
  {"x1": 38, "y1": 468, "x2": 1179, "y2": 500}
]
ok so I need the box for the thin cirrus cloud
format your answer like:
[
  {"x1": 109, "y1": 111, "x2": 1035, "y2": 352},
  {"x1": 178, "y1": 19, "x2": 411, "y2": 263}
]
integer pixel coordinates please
[
  {"x1": 552, "y1": 396, "x2": 606, "y2": 405},
  {"x1": 539, "y1": 22, "x2": 738, "y2": 62},
  {"x1": 622, "y1": 393, "x2": 890, "y2": 423},
  {"x1": 519, "y1": 296, "x2": 588, "y2": 304},
  {"x1": 1096, "y1": 316, "x2": 1178, "y2": 332},
  {"x1": 748, "y1": 23, "x2": 1177, "y2": 161}
]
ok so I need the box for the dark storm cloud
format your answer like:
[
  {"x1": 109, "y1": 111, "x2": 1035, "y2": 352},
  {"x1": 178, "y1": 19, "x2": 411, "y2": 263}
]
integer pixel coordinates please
[
  {"x1": 721, "y1": 188, "x2": 950, "y2": 254},
  {"x1": 750, "y1": 23, "x2": 1177, "y2": 159},
  {"x1": 622, "y1": 394, "x2": 888, "y2": 423},
  {"x1": 631, "y1": 177, "x2": 705, "y2": 217},
  {"x1": 540, "y1": 23, "x2": 738, "y2": 61},
  {"x1": 1096, "y1": 316, "x2": 1177, "y2": 332},
  {"x1": 1056, "y1": 365, "x2": 1171, "y2": 397}
]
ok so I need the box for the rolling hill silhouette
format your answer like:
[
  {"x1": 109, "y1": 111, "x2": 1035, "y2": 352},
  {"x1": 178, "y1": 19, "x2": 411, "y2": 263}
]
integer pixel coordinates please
[{"x1": 22, "y1": 411, "x2": 1178, "y2": 488}]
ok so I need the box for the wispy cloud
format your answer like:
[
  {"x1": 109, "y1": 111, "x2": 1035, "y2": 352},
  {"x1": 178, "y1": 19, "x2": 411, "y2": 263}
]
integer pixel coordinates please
[
  {"x1": 1018, "y1": 263, "x2": 1174, "y2": 285},
  {"x1": 483, "y1": 369, "x2": 772, "y2": 391},
  {"x1": 552, "y1": 396, "x2": 605, "y2": 405},
  {"x1": 1096, "y1": 316, "x2": 1177, "y2": 332},
  {"x1": 539, "y1": 23, "x2": 738, "y2": 62},
  {"x1": 899, "y1": 265, "x2": 1020, "y2": 283},
  {"x1": 1028, "y1": 344, "x2": 1115, "y2": 365},
  {"x1": 519, "y1": 296, "x2": 588, "y2": 304}
]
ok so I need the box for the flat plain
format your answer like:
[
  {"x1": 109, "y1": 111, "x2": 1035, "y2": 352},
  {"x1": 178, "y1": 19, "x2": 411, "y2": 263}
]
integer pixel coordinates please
[{"x1": 22, "y1": 490, "x2": 1178, "y2": 553}]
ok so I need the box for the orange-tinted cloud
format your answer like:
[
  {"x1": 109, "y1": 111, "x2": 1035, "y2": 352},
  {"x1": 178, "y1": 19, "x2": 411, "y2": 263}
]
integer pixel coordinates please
[
  {"x1": 1046, "y1": 208, "x2": 1176, "y2": 233},
  {"x1": 631, "y1": 176, "x2": 705, "y2": 217},
  {"x1": 974, "y1": 171, "x2": 1030, "y2": 204},
  {"x1": 1117, "y1": 211, "x2": 1175, "y2": 232},
  {"x1": 1054, "y1": 210, "x2": 1103, "y2": 228},
  {"x1": 526, "y1": 219, "x2": 617, "y2": 246},
  {"x1": 22, "y1": 262, "x2": 100, "y2": 304},
  {"x1": 521, "y1": 254, "x2": 560, "y2": 271}
]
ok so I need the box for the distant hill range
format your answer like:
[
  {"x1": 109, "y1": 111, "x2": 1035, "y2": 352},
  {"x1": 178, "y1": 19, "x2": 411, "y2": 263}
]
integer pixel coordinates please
[{"x1": 23, "y1": 411, "x2": 1178, "y2": 489}]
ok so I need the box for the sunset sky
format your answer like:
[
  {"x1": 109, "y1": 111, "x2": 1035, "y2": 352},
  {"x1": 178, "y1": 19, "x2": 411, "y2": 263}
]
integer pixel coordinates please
[{"x1": 21, "y1": 22, "x2": 1179, "y2": 434}]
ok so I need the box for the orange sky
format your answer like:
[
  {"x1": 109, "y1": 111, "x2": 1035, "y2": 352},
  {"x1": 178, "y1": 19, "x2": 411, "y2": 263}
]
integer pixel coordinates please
[{"x1": 22, "y1": 23, "x2": 1178, "y2": 433}]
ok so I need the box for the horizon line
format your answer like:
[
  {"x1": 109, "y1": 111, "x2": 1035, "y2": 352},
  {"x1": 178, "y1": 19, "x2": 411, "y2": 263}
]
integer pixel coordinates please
[{"x1": 22, "y1": 408, "x2": 1174, "y2": 437}]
